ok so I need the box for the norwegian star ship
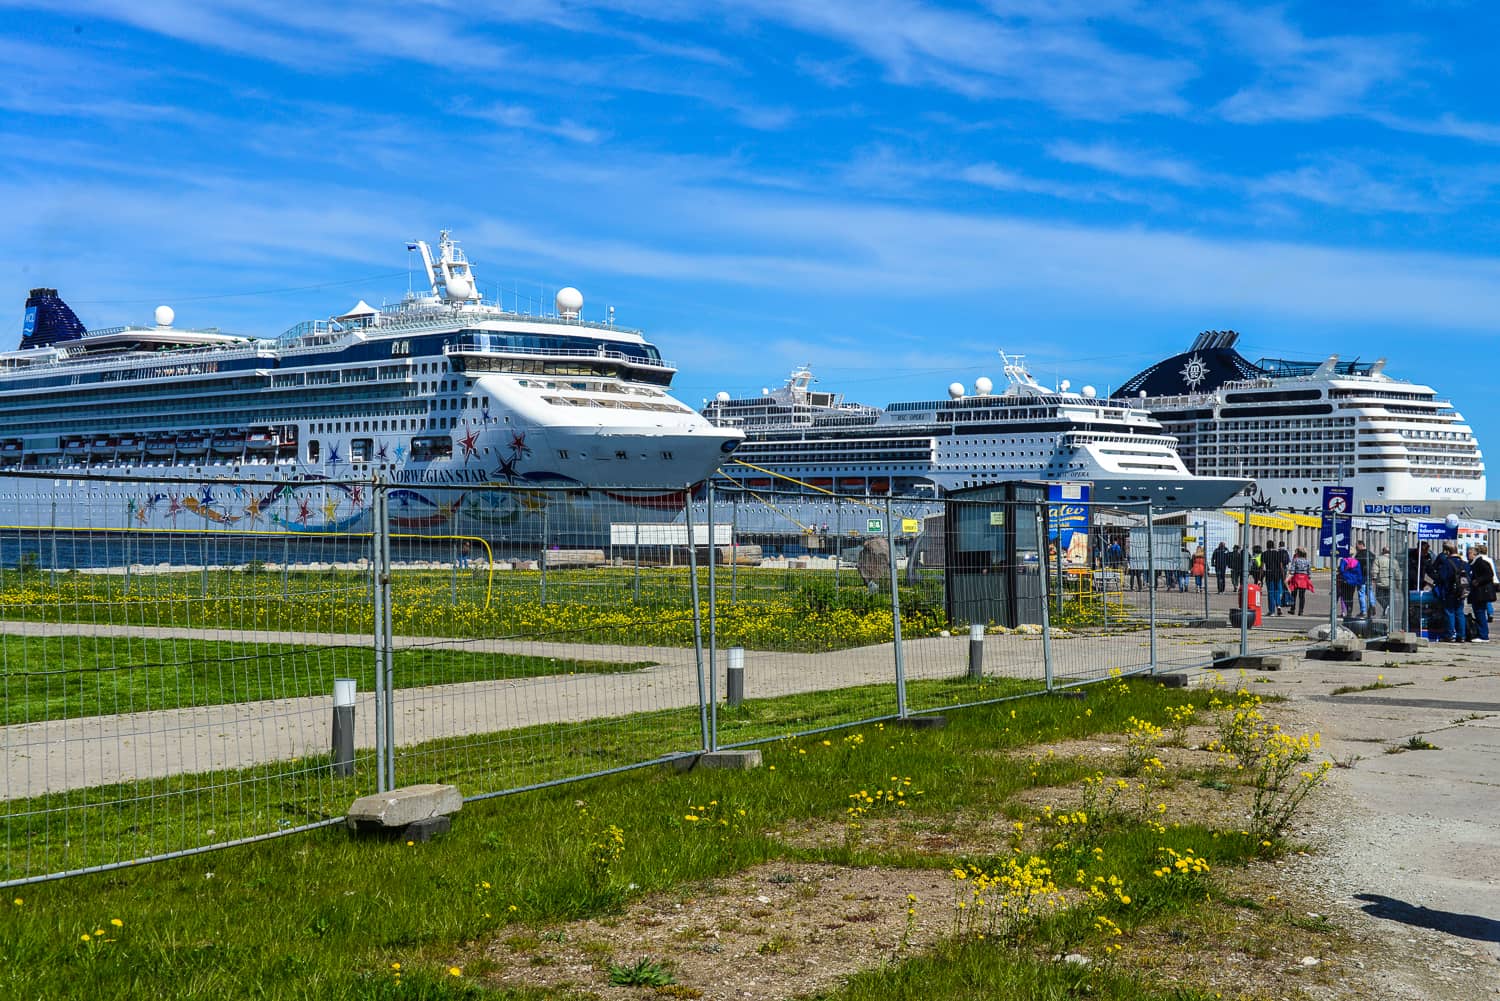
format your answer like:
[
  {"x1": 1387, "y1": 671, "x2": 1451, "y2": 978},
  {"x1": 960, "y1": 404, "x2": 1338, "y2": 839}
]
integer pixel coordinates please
[
  {"x1": 0, "y1": 232, "x2": 742, "y2": 535},
  {"x1": 1114, "y1": 330, "x2": 1485, "y2": 510},
  {"x1": 703, "y1": 356, "x2": 1248, "y2": 509}
]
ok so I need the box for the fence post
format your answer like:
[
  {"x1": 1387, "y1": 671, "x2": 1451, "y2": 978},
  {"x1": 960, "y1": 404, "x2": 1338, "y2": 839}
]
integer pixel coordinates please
[
  {"x1": 371, "y1": 484, "x2": 389, "y2": 792},
  {"x1": 707, "y1": 481, "x2": 719, "y2": 752},
  {"x1": 886, "y1": 497, "x2": 908, "y2": 718},
  {"x1": 730, "y1": 491, "x2": 739, "y2": 605},
  {"x1": 49, "y1": 498, "x2": 57, "y2": 587},
  {"x1": 540, "y1": 502, "x2": 549, "y2": 606},
  {"x1": 1329, "y1": 516, "x2": 1339, "y2": 643},
  {"x1": 1145, "y1": 504, "x2": 1157, "y2": 674},
  {"x1": 1036, "y1": 502, "x2": 1054, "y2": 691},
  {"x1": 834, "y1": 498, "x2": 842, "y2": 597},
  {"x1": 633, "y1": 506, "x2": 641, "y2": 603},
  {"x1": 685, "y1": 492, "x2": 710, "y2": 753},
  {"x1": 1200, "y1": 520, "x2": 1209, "y2": 622},
  {"x1": 1238, "y1": 504, "x2": 1251, "y2": 657},
  {"x1": 1387, "y1": 514, "x2": 1396, "y2": 638}
]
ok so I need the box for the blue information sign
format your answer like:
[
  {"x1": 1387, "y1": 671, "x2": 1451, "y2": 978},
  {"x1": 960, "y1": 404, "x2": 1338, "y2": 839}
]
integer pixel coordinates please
[
  {"x1": 1318, "y1": 516, "x2": 1351, "y2": 558},
  {"x1": 1416, "y1": 520, "x2": 1458, "y2": 541}
]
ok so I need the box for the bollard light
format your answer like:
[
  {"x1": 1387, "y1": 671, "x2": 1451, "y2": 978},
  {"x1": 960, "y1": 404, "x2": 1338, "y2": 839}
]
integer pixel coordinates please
[
  {"x1": 726, "y1": 646, "x2": 745, "y2": 707},
  {"x1": 331, "y1": 678, "x2": 357, "y2": 777},
  {"x1": 968, "y1": 623, "x2": 985, "y2": 681}
]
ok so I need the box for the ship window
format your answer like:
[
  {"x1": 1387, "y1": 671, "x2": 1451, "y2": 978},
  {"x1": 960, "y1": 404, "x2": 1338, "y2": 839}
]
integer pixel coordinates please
[
  {"x1": 307, "y1": 439, "x2": 320, "y2": 463},
  {"x1": 352, "y1": 438, "x2": 372, "y2": 462}
]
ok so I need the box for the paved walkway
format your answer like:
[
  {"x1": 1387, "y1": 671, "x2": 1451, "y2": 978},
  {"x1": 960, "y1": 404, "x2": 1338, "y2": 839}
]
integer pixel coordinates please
[{"x1": 0, "y1": 614, "x2": 1304, "y2": 798}]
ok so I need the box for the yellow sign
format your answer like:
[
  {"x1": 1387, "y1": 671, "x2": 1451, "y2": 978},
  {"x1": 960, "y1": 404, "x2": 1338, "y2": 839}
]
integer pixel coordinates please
[
  {"x1": 989, "y1": 511, "x2": 1006, "y2": 526},
  {"x1": 901, "y1": 518, "x2": 920, "y2": 534}
]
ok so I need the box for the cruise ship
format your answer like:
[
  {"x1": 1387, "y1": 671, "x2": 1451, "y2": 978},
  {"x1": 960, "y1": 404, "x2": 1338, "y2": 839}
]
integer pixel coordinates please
[
  {"x1": 703, "y1": 355, "x2": 1248, "y2": 509},
  {"x1": 0, "y1": 232, "x2": 742, "y2": 535},
  {"x1": 1114, "y1": 330, "x2": 1485, "y2": 509}
]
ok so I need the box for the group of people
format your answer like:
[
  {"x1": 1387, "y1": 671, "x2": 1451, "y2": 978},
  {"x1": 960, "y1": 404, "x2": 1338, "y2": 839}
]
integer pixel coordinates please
[{"x1": 1422, "y1": 541, "x2": 1496, "y2": 643}]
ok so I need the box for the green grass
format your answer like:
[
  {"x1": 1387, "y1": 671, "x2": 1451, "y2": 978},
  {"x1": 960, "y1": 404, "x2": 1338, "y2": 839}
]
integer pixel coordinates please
[
  {"x1": 0, "y1": 636, "x2": 653, "y2": 724},
  {"x1": 0, "y1": 679, "x2": 1265, "y2": 1001},
  {"x1": 0, "y1": 566, "x2": 948, "y2": 651}
]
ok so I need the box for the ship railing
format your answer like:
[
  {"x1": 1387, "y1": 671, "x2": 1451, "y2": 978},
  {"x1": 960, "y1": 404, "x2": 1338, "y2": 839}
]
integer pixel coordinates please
[
  {"x1": 442, "y1": 334, "x2": 674, "y2": 370},
  {"x1": 6, "y1": 340, "x2": 275, "y2": 377}
]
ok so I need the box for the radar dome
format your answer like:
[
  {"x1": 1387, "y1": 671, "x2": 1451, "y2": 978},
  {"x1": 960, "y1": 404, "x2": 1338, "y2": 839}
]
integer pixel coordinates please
[
  {"x1": 1059, "y1": 379, "x2": 1071, "y2": 392},
  {"x1": 948, "y1": 382, "x2": 965, "y2": 399},
  {"x1": 715, "y1": 391, "x2": 731, "y2": 402},
  {"x1": 974, "y1": 376, "x2": 993, "y2": 395},
  {"x1": 443, "y1": 274, "x2": 474, "y2": 301},
  {"x1": 154, "y1": 305, "x2": 175, "y2": 327},
  {"x1": 1082, "y1": 385, "x2": 1097, "y2": 398},
  {"x1": 555, "y1": 286, "x2": 584, "y2": 318}
]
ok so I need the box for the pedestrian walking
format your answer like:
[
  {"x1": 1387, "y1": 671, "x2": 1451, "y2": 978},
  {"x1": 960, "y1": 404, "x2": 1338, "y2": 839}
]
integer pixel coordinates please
[
  {"x1": 1371, "y1": 545, "x2": 1394, "y2": 618},
  {"x1": 1354, "y1": 540, "x2": 1373, "y2": 615},
  {"x1": 1211, "y1": 541, "x2": 1229, "y2": 593},
  {"x1": 1468, "y1": 544, "x2": 1495, "y2": 643},
  {"x1": 1229, "y1": 543, "x2": 1244, "y2": 592},
  {"x1": 1286, "y1": 547, "x2": 1315, "y2": 615},
  {"x1": 1191, "y1": 546, "x2": 1206, "y2": 591},
  {"x1": 1430, "y1": 541, "x2": 1470, "y2": 642},
  {"x1": 1262, "y1": 539, "x2": 1289, "y2": 616}
]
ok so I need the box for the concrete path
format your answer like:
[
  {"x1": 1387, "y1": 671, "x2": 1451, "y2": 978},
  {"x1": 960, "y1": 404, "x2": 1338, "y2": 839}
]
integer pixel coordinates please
[
  {"x1": 1230, "y1": 637, "x2": 1500, "y2": 990},
  {"x1": 0, "y1": 614, "x2": 1288, "y2": 798}
]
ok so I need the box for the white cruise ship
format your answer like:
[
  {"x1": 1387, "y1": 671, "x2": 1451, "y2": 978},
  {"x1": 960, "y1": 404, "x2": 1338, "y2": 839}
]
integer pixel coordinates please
[
  {"x1": 703, "y1": 355, "x2": 1248, "y2": 509},
  {"x1": 0, "y1": 232, "x2": 742, "y2": 535},
  {"x1": 1115, "y1": 330, "x2": 1485, "y2": 510}
]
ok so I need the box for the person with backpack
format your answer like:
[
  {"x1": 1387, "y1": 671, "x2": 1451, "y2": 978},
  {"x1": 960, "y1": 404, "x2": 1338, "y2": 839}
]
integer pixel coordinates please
[
  {"x1": 1353, "y1": 540, "x2": 1373, "y2": 615},
  {"x1": 1431, "y1": 541, "x2": 1471, "y2": 643},
  {"x1": 1262, "y1": 539, "x2": 1289, "y2": 616},
  {"x1": 1250, "y1": 544, "x2": 1264, "y2": 585},
  {"x1": 1337, "y1": 551, "x2": 1363, "y2": 618},
  {"x1": 1468, "y1": 544, "x2": 1495, "y2": 643}
]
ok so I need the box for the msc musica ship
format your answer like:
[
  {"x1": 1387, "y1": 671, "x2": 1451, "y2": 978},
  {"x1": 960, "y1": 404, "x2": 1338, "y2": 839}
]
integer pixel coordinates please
[
  {"x1": 0, "y1": 233, "x2": 742, "y2": 534},
  {"x1": 703, "y1": 355, "x2": 1247, "y2": 509},
  {"x1": 1114, "y1": 330, "x2": 1486, "y2": 509}
]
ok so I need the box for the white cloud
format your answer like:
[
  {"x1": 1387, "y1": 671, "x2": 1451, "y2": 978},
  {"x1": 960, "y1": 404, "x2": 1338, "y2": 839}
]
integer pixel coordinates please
[
  {"x1": 1211, "y1": 6, "x2": 1412, "y2": 124},
  {"x1": 1047, "y1": 140, "x2": 1210, "y2": 187},
  {"x1": 457, "y1": 103, "x2": 606, "y2": 144}
]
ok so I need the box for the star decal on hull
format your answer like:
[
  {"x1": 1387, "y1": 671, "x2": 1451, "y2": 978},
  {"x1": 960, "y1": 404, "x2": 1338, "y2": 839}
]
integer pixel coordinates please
[{"x1": 457, "y1": 426, "x2": 482, "y2": 463}]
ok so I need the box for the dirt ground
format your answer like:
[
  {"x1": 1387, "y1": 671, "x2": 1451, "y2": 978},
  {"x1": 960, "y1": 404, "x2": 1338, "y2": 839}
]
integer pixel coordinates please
[{"x1": 457, "y1": 670, "x2": 1500, "y2": 1000}]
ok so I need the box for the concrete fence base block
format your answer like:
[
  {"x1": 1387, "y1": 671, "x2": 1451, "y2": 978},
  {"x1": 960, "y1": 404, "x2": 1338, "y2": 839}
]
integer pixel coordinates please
[
  {"x1": 1368, "y1": 632, "x2": 1425, "y2": 653},
  {"x1": 1051, "y1": 690, "x2": 1087, "y2": 699},
  {"x1": 1151, "y1": 673, "x2": 1190, "y2": 688},
  {"x1": 346, "y1": 783, "x2": 462, "y2": 839},
  {"x1": 1215, "y1": 655, "x2": 1284, "y2": 672},
  {"x1": 671, "y1": 749, "x2": 763, "y2": 773},
  {"x1": 1306, "y1": 646, "x2": 1364, "y2": 662},
  {"x1": 893, "y1": 714, "x2": 948, "y2": 730}
]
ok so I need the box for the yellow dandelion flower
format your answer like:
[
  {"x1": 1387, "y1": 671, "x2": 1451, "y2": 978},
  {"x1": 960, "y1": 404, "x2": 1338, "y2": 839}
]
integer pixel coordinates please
[
  {"x1": 110, "y1": 918, "x2": 123, "y2": 928},
  {"x1": 448, "y1": 966, "x2": 462, "y2": 977},
  {"x1": 391, "y1": 962, "x2": 402, "y2": 971}
]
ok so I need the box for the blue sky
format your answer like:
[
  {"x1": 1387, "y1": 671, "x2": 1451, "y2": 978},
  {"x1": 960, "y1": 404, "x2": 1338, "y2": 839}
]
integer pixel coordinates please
[{"x1": 4, "y1": 1, "x2": 1499, "y2": 492}]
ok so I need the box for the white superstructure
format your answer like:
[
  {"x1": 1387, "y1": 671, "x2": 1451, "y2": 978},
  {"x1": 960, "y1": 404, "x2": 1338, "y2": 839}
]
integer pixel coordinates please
[
  {"x1": 704, "y1": 354, "x2": 1248, "y2": 509},
  {"x1": 1118, "y1": 331, "x2": 1485, "y2": 510},
  {"x1": 0, "y1": 232, "x2": 742, "y2": 537}
]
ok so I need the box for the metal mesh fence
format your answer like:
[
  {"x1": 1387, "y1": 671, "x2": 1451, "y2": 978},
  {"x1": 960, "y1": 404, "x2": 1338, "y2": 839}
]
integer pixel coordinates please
[
  {"x1": 5, "y1": 471, "x2": 1482, "y2": 885},
  {"x1": 0, "y1": 472, "x2": 376, "y2": 886}
]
